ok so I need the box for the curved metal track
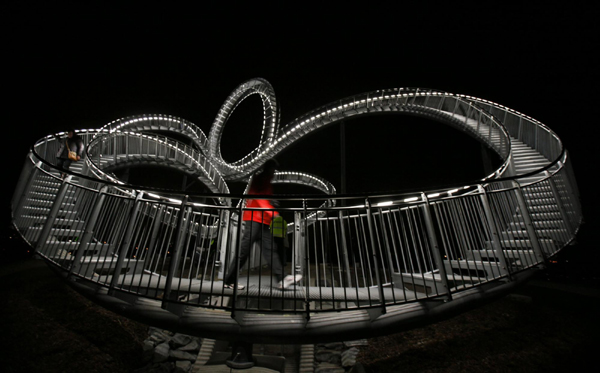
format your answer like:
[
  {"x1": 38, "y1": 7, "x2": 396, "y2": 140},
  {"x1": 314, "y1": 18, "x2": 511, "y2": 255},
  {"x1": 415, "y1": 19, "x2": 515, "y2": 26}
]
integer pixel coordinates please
[{"x1": 11, "y1": 79, "x2": 582, "y2": 344}]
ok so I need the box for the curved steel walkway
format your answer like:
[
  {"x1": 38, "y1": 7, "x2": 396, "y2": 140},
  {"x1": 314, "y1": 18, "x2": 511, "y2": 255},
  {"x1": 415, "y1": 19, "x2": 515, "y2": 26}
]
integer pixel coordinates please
[{"x1": 11, "y1": 79, "x2": 582, "y2": 345}]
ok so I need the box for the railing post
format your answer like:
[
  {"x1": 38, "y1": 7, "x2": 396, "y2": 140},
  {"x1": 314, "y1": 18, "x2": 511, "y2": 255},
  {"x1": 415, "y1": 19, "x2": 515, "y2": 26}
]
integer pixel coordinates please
[
  {"x1": 301, "y1": 200, "x2": 311, "y2": 321},
  {"x1": 365, "y1": 198, "x2": 386, "y2": 314},
  {"x1": 217, "y1": 209, "x2": 232, "y2": 280},
  {"x1": 293, "y1": 210, "x2": 304, "y2": 278},
  {"x1": 113, "y1": 134, "x2": 118, "y2": 164},
  {"x1": 477, "y1": 186, "x2": 511, "y2": 278},
  {"x1": 108, "y1": 191, "x2": 145, "y2": 295},
  {"x1": 511, "y1": 181, "x2": 546, "y2": 265},
  {"x1": 420, "y1": 193, "x2": 452, "y2": 300},
  {"x1": 162, "y1": 195, "x2": 190, "y2": 308},
  {"x1": 69, "y1": 186, "x2": 109, "y2": 276},
  {"x1": 228, "y1": 202, "x2": 245, "y2": 319},
  {"x1": 144, "y1": 204, "x2": 166, "y2": 266},
  {"x1": 338, "y1": 210, "x2": 353, "y2": 287},
  {"x1": 34, "y1": 175, "x2": 73, "y2": 255}
]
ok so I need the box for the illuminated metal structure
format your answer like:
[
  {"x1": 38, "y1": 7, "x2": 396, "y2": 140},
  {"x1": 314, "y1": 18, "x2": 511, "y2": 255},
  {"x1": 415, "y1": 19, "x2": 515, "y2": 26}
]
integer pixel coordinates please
[{"x1": 11, "y1": 79, "x2": 582, "y2": 345}]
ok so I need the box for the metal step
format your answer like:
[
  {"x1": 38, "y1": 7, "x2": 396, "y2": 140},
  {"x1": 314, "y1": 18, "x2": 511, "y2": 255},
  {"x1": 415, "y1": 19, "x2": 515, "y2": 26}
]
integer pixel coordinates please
[
  {"x1": 24, "y1": 227, "x2": 84, "y2": 243},
  {"x1": 40, "y1": 241, "x2": 113, "y2": 258},
  {"x1": 501, "y1": 228, "x2": 568, "y2": 240},
  {"x1": 467, "y1": 249, "x2": 541, "y2": 268},
  {"x1": 75, "y1": 257, "x2": 146, "y2": 277},
  {"x1": 529, "y1": 212, "x2": 563, "y2": 220},
  {"x1": 527, "y1": 204, "x2": 559, "y2": 213},
  {"x1": 524, "y1": 198, "x2": 559, "y2": 206},
  {"x1": 444, "y1": 260, "x2": 505, "y2": 280},
  {"x1": 509, "y1": 220, "x2": 565, "y2": 230},
  {"x1": 485, "y1": 238, "x2": 556, "y2": 249},
  {"x1": 19, "y1": 216, "x2": 86, "y2": 230}
]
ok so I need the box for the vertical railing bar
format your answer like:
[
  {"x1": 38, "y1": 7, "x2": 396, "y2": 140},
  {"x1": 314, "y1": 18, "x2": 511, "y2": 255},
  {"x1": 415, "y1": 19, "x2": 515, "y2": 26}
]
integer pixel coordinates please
[
  {"x1": 434, "y1": 202, "x2": 461, "y2": 288},
  {"x1": 68, "y1": 185, "x2": 108, "y2": 276},
  {"x1": 126, "y1": 202, "x2": 148, "y2": 287},
  {"x1": 477, "y1": 186, "x2": 511, "y2": 280},
  {"x1": 161, "y1": 196, "x2": 190, "y2": 309},
  {"x1": 391, "y1": 208, "x2": 410, "y2": 301},
  {"x1": 420, "y1": 194, "x2": 452, "y2": 301},
  {"x1": 345, "y1": 212, "x2": 362, "y2": 304},
  {"x1": 379, "y1": 208, "x2": 397, "y2": 303},
  {"x1": 302, "y1": 200, "x2": 311, "y2": 321},
  {"x1": 365, "y1": 198, "x2": 386, "y2": 314},
  {"x1": 157, "y1": 207, "x2": 177, "y2": 294},
  {"x1": 141, "y1": 204, "x2": 166, "y2": 289},
  {"x1": 337, "y1": 210, "x2": 352, "y2": 289},
  {"x1": 109, "y1": 191, "x2": 144, "y2": 294},
  {"x1": 332, "y1": 216, "x2": 348, "y2": 308}
]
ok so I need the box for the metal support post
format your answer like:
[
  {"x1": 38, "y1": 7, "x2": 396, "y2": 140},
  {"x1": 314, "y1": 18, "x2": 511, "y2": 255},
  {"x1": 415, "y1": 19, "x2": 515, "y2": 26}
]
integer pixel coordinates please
[
  {"x1": 113, "y1": 135, "x2": 118, "y2": 163},
  {"x1": 420, "y1": 193, "x2": 453, "y2": 300},
  {"x1": 144, "y1": 204, "x2": 166, "y2": 267},
  {"x1": 302, "y1": 200, "x2": 311, "y2": 321},
  {"x1": 109, "y1": 191, "x2": 144, "y2": 295},
  {"x1": 338, "y1": 210, "x2": 352, "y2": 287},
  {"x1": 477, "y1": 186, "x2": 511, "y2": 278},
  {"x1": 229, "y1": 203, "x2": 245, "y2": 319},
  {"x1": 217, "y1": 209, "x2": 232, "y2": 280},
  {"x1": 69, "y1": 186, "x2": 109, "y2": 275},
  {"x1": 365, "y1": 198, "x2": 386, "y2": 314},
  {"x1": 162, "y1": 195, "x2": 190, "y2": 308},
  {"x1": 293, "y1": 211, "x2": 304, "y2": 278}
]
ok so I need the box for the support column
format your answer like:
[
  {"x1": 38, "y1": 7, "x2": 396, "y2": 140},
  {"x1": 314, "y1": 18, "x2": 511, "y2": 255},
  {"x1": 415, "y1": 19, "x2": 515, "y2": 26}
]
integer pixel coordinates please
[
  {"x1": 109, "y1": 191, "x2": 144, "y2": 295},
  {"x1": 365, "y1": 198, "x2": 387, "y2": 314},
  {"x1": 477, "y1": 185, "x2": 511, "y2": 278},
  {"x1": 162, "y1": 195, "x2": 190, "y2": 308},
  {"x1": 420, "y1": 193, "x2": 452, "y2": 300},
  {"x1": 69, "y1": 186, "x2": 109, "y2": 275}
]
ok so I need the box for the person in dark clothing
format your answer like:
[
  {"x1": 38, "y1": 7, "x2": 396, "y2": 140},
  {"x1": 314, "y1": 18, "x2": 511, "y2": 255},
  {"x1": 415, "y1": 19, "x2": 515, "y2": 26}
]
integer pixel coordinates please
[
  {"x1": 224, "y1": 159, "x2": 302, "y2": 290},
  {"x1": 54, "y1": 129, "x2": 84, "y2": 178}
]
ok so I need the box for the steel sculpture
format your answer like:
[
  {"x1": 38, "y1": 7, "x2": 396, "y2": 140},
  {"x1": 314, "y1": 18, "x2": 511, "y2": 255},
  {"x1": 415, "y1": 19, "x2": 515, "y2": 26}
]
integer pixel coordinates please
[{"x1": 11, "y1": 79, "x2": 582, "y2": 345}]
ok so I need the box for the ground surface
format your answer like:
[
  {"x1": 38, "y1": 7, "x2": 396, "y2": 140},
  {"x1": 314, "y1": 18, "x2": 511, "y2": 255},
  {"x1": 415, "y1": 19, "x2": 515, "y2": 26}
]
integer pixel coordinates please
[{"x1": 1, "y1": 237, "x2": 599, "y2": 373}]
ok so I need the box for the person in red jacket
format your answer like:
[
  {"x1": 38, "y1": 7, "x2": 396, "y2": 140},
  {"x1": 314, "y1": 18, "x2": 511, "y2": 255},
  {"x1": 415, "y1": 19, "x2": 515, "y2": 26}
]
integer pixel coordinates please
[{"x1": 224, "y1": 159, "x2": 301, "y2": 290}]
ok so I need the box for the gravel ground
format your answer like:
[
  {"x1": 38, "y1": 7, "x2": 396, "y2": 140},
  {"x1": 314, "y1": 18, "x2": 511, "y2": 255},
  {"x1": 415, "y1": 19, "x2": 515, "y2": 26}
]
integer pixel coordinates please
[{"x1": 1, "y1": 235, "x2": 598, "y2": 373}]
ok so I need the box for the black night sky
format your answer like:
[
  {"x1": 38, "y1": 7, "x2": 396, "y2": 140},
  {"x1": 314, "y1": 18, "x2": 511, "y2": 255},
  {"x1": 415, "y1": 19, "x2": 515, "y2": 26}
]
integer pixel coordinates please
[
  {"x1": 6, "y1": 4, "x2": 598, "y2": 226},
  {"x1": 3, "y1": 2, "x2": 600, "y2": 369}
]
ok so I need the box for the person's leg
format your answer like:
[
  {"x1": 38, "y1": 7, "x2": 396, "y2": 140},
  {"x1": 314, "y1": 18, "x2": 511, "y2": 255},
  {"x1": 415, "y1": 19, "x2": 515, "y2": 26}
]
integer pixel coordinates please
[
  {"x1": 63, "y1": 159, "x2": 72, "y2": 172},
  {"x1": 225, "y1": 221, "x2": 259, "y2": 286},
  {"x1": 259, "y1": 223, "x2": 284, "y2": 283}
]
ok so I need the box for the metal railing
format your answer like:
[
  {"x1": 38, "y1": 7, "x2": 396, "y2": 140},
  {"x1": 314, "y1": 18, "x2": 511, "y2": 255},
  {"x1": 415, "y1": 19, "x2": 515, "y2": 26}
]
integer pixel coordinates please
[{"x1": 12, "y1": 145, "x2": 581, "y2": 316}]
